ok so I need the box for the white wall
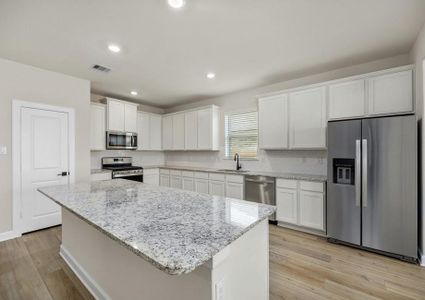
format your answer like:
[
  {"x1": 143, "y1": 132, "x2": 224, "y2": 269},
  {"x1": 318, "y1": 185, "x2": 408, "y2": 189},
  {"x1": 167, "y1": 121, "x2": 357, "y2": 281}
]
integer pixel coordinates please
[
  {"x1": 0, "y1": 58, "x2": 90, "y2": 234},
  {"x1": 164, "y1": 54, "x2": 411, "y2": 175},
  {"x1": 410, "y1": 21, "x2": 425, "y2": 258}
]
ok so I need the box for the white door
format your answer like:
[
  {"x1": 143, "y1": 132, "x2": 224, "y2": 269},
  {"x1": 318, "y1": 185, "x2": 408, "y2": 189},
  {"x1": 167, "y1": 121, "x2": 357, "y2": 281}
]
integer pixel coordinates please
[
  {"x1": 21, "y1": 108, "x2": 70, "y2": 233},
  {"x1": 289, "y1": 87, "x2": 327, "y2": 149},
  {"x1": 150, "y1": 114, "x2": 162, "y2": 150},
  {"x1": 258, "y1": 94, "x2": 288, "y2": 149},
  {"x1": 195, "y1": 179, "x2": 209, "y2": 194},
  {"x1": 298, "y1": 191, "x2": 324, "y2": 230},
  {"x1": 225, "y1": 182, "x2": 244, "y2": 199},
  {"x1": 197, "y1": 108, "x2": 212, "y2": 150},
  {"x1": 172, "y1": 113, "x2": 185, "y2": 150},
  {"x1": 276, "y1": 188, "x2": 298, "y2": 225},
  {"x1": 162, "y1": 115, "x2": 173, "y2": 150},
  {"x1": 209, "y1": 180, "x2": 225, "y2": 197},
  {"x1": 137, "y1": 112, "x2": 150, "y2": 150},
  {"x1": 185, "y1": 111, "x2": 198, "y2": 150}
]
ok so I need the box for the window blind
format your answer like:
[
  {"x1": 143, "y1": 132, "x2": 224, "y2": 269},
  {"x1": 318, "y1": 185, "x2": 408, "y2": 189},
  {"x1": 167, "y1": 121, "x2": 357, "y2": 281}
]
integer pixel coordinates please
[{"x1": 224, "y1": 111, "x2": 258, "y2": 159}]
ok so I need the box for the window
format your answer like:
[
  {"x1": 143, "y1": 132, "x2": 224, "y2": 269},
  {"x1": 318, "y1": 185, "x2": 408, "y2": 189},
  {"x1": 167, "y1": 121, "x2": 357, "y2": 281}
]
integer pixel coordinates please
[{"x1": 224, "y1": 111, "x2": 258, "y2": 159}]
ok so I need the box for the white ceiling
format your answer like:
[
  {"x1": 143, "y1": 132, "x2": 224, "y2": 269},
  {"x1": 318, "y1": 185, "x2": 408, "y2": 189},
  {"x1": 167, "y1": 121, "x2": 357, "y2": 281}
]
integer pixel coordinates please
[{"x1": 1, "y1": 0, "x2": 424, "y2": 108}]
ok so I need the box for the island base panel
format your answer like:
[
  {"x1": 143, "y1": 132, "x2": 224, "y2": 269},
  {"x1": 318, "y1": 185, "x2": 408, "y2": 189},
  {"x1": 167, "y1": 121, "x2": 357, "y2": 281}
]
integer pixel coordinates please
[{"x1": 60, "y1": 208, "x2": 269, "y2": 300}]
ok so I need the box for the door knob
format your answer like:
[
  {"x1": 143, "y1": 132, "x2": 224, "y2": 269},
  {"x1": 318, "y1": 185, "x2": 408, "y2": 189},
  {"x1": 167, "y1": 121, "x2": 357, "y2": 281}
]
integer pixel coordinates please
[{"x1": 57, "y1": 171, "x2": 69, "y2": 177}]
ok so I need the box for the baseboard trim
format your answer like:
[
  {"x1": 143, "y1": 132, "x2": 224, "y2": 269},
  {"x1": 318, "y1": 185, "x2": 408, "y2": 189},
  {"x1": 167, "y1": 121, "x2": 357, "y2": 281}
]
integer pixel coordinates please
[
  {"x1": 0, "y1": 230, "x2": 21, "y2": 243},
  {"x1": 60, "y1": 245, "x2": 111, "y2": 300}
]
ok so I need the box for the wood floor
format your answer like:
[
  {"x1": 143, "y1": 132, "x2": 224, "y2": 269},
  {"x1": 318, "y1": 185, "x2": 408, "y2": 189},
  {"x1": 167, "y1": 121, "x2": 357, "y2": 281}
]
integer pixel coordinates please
[{"x1": 1, "y1": 225, "x2": 424, "y2": 300}]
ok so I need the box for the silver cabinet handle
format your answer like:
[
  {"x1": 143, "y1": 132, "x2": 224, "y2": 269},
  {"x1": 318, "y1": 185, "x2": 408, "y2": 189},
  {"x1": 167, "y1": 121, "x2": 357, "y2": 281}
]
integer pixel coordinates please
[
  {"x1": 362, "y1": 139, "x2": 368, "y2": 208},
  {"x1": 355, "y1": 139, "x2": 361, "y2": 207}
]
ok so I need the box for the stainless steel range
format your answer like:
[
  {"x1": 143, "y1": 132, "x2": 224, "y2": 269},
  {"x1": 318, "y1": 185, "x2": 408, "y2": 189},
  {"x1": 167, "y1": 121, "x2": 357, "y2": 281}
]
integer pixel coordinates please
[{"x1": 102, "y1": 157, "x2": 143, "y2": 182}]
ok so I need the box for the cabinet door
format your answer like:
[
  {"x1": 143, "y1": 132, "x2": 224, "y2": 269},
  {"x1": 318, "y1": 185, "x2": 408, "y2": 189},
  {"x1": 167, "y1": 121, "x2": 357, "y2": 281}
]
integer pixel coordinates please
[
  {"x1": 289, "y1": 87, "x2": 327, "y2": 149},
  {"x1": 368, "y1": 70, "x2": 413, "y2": 115},
  {"x1": 172, "y1": 113, "x2": 185, "y2": 150},
  {"x1": 185, "y1": 111, "x2": 198, "y2": 150},
  {"x1": 150, "y1": 114, "x2": 162, "y2": 150},
  {"x1": 225, "y1": 182, "x2": 244, "y2": 199},
  {"x1": 107, "y1": 99, "x2": 125, "y2": 132},
  {"x1": 124, "y1": 104, "x2": 138, "y2": 133},
  {"x1": 209, "y1": 180, "x2": 225, "y2": 197},
  {"x1": 159, "y1": 174, "x2": 170, "y2": 187},
  {"x1": 328, "y1": 80, "x2": 366, "y2": 120},
  {"x1": 182, "y1": 177, "x2": 195, "y2": 191},
  {"x1": 170, "y1": 175, "x2": 183, "y2": 189},
  {"x1": 258, "y1": 94, "x2": 288, "y2": 149},
  {"x1": 197, "y1": 108, "x2": 212, "y2": 150},
  {"x1": 90, "y1": 104, "x2": 106, "y2": 150},
  {"x1": 162, "y1": 115, "x2": 173, "y2": 150},
  {"x1": 143, "y1": 174, "x2": 159, "y2": 186},
  {"x1": 276, "y1": 188, "x2": 298, "y2": 224},
  {"x1": 299, "y1": 191, "x2": 324, "y2": 230},
  {"x1": 137, "y1": 112, "x2": 150, "y2": 150},
  {"x1": 195, "y1": 179, "x2": 209, "y2": 194}
]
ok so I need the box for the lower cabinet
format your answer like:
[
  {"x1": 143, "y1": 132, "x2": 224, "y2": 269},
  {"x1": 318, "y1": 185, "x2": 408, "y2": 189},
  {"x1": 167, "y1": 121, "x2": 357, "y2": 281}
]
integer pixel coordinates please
[
  {"x1": 170, "y1": 176, "x2": 183, "y2": 189},
  {"x1": 276, "y1": 179, "x2": 325, "y2": 232},
  {"x1": 182, "y1": 177, "x2": 195, "y2": 191},
  {"x1": 209, "y1": 180, "x2": 226, "y2": 197},
  {"x1": 159, "y1": 174, "x2": 170, "y2": 187},
  {"x1": 143, "y1": 168, "x2": 160, "y2": 186},
  {"x1": 194, "y1": 179, "x2": 209, "y2": 194},
  {"x1": 90, "y1": 172, "x2": 111, "y2": 182},
  {"x1": 225, "y1": 182, "x2": 244, "y2": 199}
]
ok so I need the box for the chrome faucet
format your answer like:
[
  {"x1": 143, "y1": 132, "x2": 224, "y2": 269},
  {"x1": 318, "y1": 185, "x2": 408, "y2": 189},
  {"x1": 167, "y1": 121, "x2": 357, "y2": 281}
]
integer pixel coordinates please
[{"x1": 234, "y1": 153, "x2": 242, "y2": 171}]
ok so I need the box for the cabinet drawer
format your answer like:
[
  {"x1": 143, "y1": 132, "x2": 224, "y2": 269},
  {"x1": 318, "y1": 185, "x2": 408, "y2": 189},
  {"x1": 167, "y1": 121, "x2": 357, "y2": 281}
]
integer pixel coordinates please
[
  {"x1": 276, "y1": 178, "x2": 297, "y2": 189},
  {"x1": 181, "y1": 171, "x2": 194, "y2": 178},
  {"x1": 299, "y1": 181, "x2": 324, "y2": 193},
  {"x1": 170, "y1": 169, "x2": 182, "y2": 176},
  {"x1": 194, "y1": 172, "x2": 209, "y2": 179},
  {"x1": 159, "y1": 169, "x2": 170, "y2": 175},
  {"x1": 144, "y1": 168, "x2": 159, "y2": 176},
  {"x1": 209, "y1": 173, "x2": 225, "y2": 181},
  {"x1": 225, "y1": 174, "x2": 244, "y2": 184}
]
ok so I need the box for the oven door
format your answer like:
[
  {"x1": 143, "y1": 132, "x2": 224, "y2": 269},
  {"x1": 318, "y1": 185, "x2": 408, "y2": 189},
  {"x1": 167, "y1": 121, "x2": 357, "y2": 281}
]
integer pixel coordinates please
[
  {"x1": 106, "y1": 131, "x2": 138, "y2": 150},
  {"x1": 112, "y1": 173, "x2": 143, "y2": 182}
]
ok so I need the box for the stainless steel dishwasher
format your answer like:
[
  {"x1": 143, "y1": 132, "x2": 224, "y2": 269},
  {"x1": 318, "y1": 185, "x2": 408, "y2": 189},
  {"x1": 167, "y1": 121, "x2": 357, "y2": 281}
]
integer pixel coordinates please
[{"x1": 244, "y1": 175, "x2": 276, "y2": 222}]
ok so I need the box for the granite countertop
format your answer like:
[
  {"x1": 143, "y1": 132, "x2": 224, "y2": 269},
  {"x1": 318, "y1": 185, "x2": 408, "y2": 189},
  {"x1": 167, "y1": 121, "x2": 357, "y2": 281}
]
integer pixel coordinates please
[
  {"x1": 90, "y1": 169, "x2": 112, "y2": 175},
  {"x1": 38, "y1": 179, "x2": 276, "y2": 275},
  {"x1": 143, "y1": 165, "x2": 327, "y2": 182}
]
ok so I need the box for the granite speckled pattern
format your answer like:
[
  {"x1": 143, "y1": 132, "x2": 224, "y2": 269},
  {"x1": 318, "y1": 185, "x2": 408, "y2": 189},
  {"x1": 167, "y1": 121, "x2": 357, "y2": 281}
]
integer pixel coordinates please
[
  {"x1": 38, "y1": 179, "x2": 276, "y2": 275},
  {"x1": 143, "y1": 165, "x2": 327, "y2": 182}
]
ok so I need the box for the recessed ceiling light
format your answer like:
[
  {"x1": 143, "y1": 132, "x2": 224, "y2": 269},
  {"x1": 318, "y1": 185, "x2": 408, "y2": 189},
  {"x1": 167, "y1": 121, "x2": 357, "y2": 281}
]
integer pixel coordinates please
[
  {"x1": 130, "y1": 91, "x2": 138, "y2": 96},
  {"x1": 168, "y1": 0, "x2": 185, "y2": 9},
  {"x1": 108, "y1": 44, "x2": 121, "y2": 53},
  {"x1": 206, "y1": 72, "x2": 216, "y2": 79}
]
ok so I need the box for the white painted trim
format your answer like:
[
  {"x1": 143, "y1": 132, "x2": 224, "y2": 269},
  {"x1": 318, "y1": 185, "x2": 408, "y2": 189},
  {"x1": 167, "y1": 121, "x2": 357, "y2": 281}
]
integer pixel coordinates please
[
  {"x1": 0, "y1": 230, "x2": 21, "y2": 243},
  {"x1": 12, "y1": 99, "x2": 76, "y2": 236},
  {"x1": 60, "y1": 245, "x2": 110, "y2": 300}
]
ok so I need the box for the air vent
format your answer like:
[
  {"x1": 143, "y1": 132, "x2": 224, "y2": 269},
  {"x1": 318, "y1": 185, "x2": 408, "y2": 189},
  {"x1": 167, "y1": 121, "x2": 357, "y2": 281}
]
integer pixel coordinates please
[{"x1": 91, "y1": 64, "x2": 111, "y2": 73}]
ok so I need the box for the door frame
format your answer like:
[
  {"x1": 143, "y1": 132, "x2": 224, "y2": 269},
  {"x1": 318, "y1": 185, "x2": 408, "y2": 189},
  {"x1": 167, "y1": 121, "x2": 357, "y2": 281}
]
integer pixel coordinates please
[{"x1": 12, "y1": 99, "x2": 75, "y2": 236}]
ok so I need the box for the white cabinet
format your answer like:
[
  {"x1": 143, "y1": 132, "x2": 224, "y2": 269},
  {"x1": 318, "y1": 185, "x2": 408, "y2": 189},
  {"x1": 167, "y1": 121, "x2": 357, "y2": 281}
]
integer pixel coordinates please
[
  {"x1": 368, "y1": 70, "x2": 413, "y2": 115},
  {"x1": 299, "y1": 191, "x2": 324, "y2": 230},
  {"x1": 195, "y1": 179, "x2": 209, "y2": 194},
  {"x1": 258, "y1": 94, "x2": 288, "y2": 149},
  {"x1": 90, "y1": 103, "x2": 106, "y2": 150},
  {"x1": 182, "y1": 177, "x2": 195, "y2": 191},
  {"x1": 162, "y1": 115, "x2": 173, "y2": 150},
  {"x1": 90, "y1": 172, "x2": 111, "y2": 181},
  {"x1": 137, "y1": 112, "x2": 162, "y2": 151},
  {"x1": 106, "y1": 98, "x2": 138, "y2": 133},
  {"x1": 172, "y1": 113, "x2": 185, "y2": 150},
  {"x1": 328, "y1": 79, "x2": 366, "y2": 120},
  {"x1": 276, "y1": 188, "x2": 298, "y2": 224},
  {"x1": 143, "y1": 168, "x2": 160, "y2": 186},
  {"x1": 209, "y1": 180, "x2": 226, "y2": 197},
  {"x1": 159, "y1": 170, "x2": 170, "y2": 187},
  {"x1": 170, "y1": 175, "x2": 183, "y2": 189},
  {"x1": 185, "y1": 111, "x2": 198, "y2": 150},
  {"x1": 197, "y1": 106, "x2": 220, "y2": 150},
  {"x1": 289, "y1": 87, "x2": 327, "y2": 149},
  {"x1": 225, "y1": 182, "x2": 244, "y2": 199}
]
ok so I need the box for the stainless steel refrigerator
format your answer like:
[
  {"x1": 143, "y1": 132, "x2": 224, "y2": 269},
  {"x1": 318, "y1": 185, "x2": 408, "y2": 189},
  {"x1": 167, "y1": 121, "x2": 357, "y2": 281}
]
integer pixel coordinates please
[{"x1": 327, "y1": 115, "x2": 417, "y2": 262}]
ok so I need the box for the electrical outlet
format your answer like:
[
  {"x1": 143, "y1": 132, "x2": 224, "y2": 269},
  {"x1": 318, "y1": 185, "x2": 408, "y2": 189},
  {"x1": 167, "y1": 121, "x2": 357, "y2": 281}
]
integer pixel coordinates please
[
  {"x1": 0, "y1": 146, "x2": 7, "y2": 155},
  {"x1": 215, "y1": 280, "x2": 225, "y2": 300}
]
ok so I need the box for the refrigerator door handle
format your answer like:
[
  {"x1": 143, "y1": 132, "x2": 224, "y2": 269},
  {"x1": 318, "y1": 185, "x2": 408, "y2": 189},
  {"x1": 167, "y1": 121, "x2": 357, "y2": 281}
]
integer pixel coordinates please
[
  {"x1": 362, "y1": 139, "x2": 368, "y2": 208},
  {"x1": 355, "y1": 139, "x2": 361, "y2": 207}
]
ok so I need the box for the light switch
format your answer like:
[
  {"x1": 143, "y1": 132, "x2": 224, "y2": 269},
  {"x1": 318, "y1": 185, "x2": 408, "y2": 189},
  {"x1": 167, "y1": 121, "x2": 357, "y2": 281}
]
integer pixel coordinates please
[{"x1": 0, "y1": 146, "x2": 7, "y2": 155}]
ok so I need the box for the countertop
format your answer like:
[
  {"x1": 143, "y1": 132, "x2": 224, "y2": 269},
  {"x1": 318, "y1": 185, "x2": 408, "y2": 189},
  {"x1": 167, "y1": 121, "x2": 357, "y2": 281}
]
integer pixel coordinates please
[
  {"x1": 143, "y1": 165, "x2": 327, "y2": 182},
  {"x1": 90, "y1": 169, "x2": 112, "y2": 175},
  {"x1": 38, "y1": 179, "x2": 276, "y2": 275}
]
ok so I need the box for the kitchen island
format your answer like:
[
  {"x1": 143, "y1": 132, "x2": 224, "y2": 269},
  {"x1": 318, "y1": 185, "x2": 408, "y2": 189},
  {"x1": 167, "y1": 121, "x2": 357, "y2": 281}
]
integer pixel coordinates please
[{"x1": 38, "y1": 179, "x2": 276, "y2": 300}]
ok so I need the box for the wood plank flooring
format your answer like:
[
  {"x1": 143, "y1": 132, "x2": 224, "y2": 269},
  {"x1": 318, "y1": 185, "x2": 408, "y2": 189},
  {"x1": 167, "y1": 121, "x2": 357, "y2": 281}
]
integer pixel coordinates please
[{"x1": 1, "y1": 225, "x2": 424, "y2": 300}]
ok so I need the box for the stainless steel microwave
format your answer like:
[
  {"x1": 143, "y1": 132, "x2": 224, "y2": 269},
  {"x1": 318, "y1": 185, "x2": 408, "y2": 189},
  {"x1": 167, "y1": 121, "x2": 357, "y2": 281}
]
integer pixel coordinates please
[{"x1": 106, "y1": 131, "x2": 138, "y2": 150}]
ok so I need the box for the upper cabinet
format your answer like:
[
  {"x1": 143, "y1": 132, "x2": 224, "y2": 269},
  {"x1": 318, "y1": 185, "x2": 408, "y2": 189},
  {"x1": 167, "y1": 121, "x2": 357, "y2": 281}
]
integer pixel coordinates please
[
  {"x1": 106, "y1": 98, "x2": 138, "y2": 133},
  {"x1": 289, "y1": 87, "x2": 327, "y2": 149},
  {"x1": 328, "y1": 79, "x2": 366, "y2": 119},
  {"x1": 259, "y1": 94, "x2": 288, "y2": 149},
  {"x1": 90, "y1": 103, "x2": 106, "y2": 151},
  {"x1": 368, "y1": 70, "x2": 413, "y2": 116},
  {"x1": 137, "y1": 112, "x2": 162, "y2": 151},
  {"x1": 162, "y1": 105, "x2": 220, "y2": 151}
]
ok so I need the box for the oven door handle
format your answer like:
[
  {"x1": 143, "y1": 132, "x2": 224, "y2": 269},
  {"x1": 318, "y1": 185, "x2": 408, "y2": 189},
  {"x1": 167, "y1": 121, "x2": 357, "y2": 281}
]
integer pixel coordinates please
[{"x1": 113, "y1": 173, "x2": 143, "y2": 178}]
